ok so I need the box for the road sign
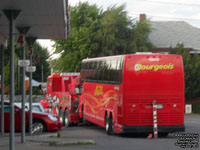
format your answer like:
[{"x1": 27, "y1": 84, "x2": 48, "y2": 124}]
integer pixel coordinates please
[
  {"x1": 18, "y1": 60, "x2": 30, "y2": 67},
  {"x1": 28, "y1": 46, "x2": 33, "y2": 56},
  {"x1": 26, "y1": 66, "x2": 36, "y2": 72},
  {"x1": 17, "y1": 35, "x2": 24, "y2": 46}
]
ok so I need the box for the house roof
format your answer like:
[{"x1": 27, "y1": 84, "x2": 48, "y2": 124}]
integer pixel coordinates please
[{"x1": 149, "y1": 21, "x2": 200, "y2": 51}]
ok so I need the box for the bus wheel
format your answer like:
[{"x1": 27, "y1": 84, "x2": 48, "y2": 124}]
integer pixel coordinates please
[
  {"x1": 59, "y1": 109, "x2": 64, "y2": 125},
  {"x1": 64, "y1": 109, "x2": 70, "y2": 127},
  {"x1": 105, "y1": 115, "x2": 113, "y2": 135}
]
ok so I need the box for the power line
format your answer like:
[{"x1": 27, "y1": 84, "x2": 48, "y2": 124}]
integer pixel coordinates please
[
  {"x1": 131, "y1": 14, "x2": 200, "y2": 22},
  {"x1": 137, "y1": 0, "x2": 200, "y2": 7},
  {"x1": 149, "y1": 15, "x2": 200, "y2": 22}
]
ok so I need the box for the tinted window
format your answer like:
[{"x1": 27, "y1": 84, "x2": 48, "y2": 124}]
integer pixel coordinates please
[
  {"x1": 81, "y1": 56, "x2": 124, "y2": 84},
  {"x1": 0, "y1": 104, "x2": 10, "y2": 113},
  {"x1": 32, "y1": 106, "x2": 42, "y2": 112},
  {"x1": 103, "y1": 59, "x2": 111, "y2": 81}
]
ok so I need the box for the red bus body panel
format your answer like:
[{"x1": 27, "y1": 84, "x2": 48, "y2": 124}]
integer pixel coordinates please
[{"x1": 79, "y1": 54, "x2": 185, "y2": 134}]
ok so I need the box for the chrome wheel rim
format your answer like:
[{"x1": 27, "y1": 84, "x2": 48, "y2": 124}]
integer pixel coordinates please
[
  {"x1": 31, "y1": 123, "x2": 44, "y2": 135},
  {"x1": 106, "y1": 119, "x2": 109, "y2": 132},
  {"x1": 65, "y1": 114, "x2": 69, "y2": 126},
  {"x1": 59, "y1": 111, "x2": 63, "y2": 123}
]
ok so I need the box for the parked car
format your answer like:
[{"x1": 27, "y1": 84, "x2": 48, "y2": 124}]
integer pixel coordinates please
[
  {"x1": 0, "y1": 100, "x2": 62, "y2": 134},
  {"x1": 15, "y1": 102, "x2": 45, "y2": 113}
]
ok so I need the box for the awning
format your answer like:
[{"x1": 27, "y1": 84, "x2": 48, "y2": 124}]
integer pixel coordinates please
[{"x1": 0, "y1": 0, "x2": 68, "y2": 45}]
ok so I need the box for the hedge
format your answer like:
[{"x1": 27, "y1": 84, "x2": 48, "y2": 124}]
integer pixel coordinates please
[{"x1": 192, "y1": 102, "x2": 200, "y2": 113}]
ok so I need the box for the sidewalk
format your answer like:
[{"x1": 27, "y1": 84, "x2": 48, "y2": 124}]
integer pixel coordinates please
[{"x1": 0, "y1": 130, "x2": 95, "y2": 150}]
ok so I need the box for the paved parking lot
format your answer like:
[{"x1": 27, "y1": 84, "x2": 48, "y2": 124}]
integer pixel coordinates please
[{"x1": 0, "y1": 114, "x2": 199, "y2": 150}]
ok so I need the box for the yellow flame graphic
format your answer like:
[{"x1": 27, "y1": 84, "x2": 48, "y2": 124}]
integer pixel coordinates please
[{"x1": 83, "y1": 90, "x2": 117, "y2": 114}]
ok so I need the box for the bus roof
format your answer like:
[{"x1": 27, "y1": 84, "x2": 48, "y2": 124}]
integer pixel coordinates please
[{"x1": 82, "y1": 53, "x2": 180, "y2": 62}]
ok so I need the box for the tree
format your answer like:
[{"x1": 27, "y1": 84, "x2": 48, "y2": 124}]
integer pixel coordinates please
[
  {"x1": 31, "y1": 42, "x2": 50, "y2": 82},
  {"x1": 130, "y1": 19, "x2": 153, "y2": 52},
  {"x1": 0, "y1": 41, "x2": 50, "y2": 94},
  {"x1": 170, "y1": 44, "x2": 200, "y2": 100},
  {"x1": 51, "y1": 2, "x2": 153, "y2": 72}
]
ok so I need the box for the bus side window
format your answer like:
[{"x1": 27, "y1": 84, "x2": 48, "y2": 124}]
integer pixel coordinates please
[
  {"x1": 96, "y1": 60, "x2": 101, "y2": 82},
  {"x1": 85, "y1": 62, "x2": 91, "y2": 81},
  {"x1": 102, "y1": 59, "x2": 109, "y2": 82},
  {"x1": 94, "y1": 60, "x2": 99, "y2": 81},
  {"x1": 118, "y1": 56, "x2": 124, "y2": 83},
  {"x1": 110, "y1": 58, "x2": 117, "y2": 82},
  {"x1": 81, "y1": 62, "x2": 86, "y2": 81},
  {"x1": 115, "y1": 58, "x2": 120, "y2": 82},
  {"x1": 98, "y1": 60, "x2": 104, "y2": 82},
  {"x1": 91, "y1": 61, "x2": 98, "y2": 81}
]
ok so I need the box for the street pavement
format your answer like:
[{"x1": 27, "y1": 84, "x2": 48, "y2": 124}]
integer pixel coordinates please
[{"x1": 0, "y1": 114, "x2": 199, "y2": 150}]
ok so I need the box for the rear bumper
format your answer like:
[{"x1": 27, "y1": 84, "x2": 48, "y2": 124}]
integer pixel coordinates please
[{"x1": 122, "y1": 125, "x2": 185, "y2": 133}]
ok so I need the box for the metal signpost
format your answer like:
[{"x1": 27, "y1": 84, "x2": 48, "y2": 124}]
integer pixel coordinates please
[
  {"x1": 17, "y1": 26, "x2": 30, "y2": 144},
  {"x1": 26, "y1": 37, "x2": 36, "y2": 135},
  {"x1": 0, "y1": 44, "x2": 5, "y2": 135},
  {"x1": 3, "y1": 9, "x2": 21, "y2": 150}
]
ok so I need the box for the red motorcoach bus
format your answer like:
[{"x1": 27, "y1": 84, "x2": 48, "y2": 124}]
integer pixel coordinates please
[{"x1": 79, "y1": 54, "x2": 185, "y2": 135}]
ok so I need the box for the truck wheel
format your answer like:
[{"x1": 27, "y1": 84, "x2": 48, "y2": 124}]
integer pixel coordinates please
[
  {"x1": 31, "y1": 120, "x2": 46, "y2": 135},
  {"x1": 105, "y1": 115, "x2": 113, "y2": 135},
  {"x1": 64, "y1": 109, "x2": 70, "y2": 127},
  {"x1": 82, "y1": 106, "x2": 85, "y2": 121},
  {"x1": 59, "y1": 109, "x2": 64, "y2": 125}
]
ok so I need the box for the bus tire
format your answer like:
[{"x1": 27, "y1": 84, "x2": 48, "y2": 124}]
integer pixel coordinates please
[
  {"x1": 64, "y1": 109, "x2": 71, "y2": 127},
  {"x1": 105, "y1": 115, "x2": 113, "y2": 135},
  {"x1": 59, "y1": 109, "x2": 64, "y2": 126}
]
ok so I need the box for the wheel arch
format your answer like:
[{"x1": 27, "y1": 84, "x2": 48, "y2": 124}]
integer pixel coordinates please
[{"x1": 32, "y1": 118, "x2": 47, "y2": 132}]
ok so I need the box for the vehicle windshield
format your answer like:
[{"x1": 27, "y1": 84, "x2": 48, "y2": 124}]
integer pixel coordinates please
[{"x1": 14, "y1": 103, "x2": 29, "y2": 111}]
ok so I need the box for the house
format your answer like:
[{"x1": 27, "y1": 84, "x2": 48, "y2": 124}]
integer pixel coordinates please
[{"x1": 140, "y1": 14, "x2": 200, "y2": 53}]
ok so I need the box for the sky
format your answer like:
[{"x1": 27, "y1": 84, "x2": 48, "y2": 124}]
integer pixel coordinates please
[
  {"x1": 69, "y1": 0, "x2": 200, "y2": 28},
  {"x1": 38, "y1": 0, "x2": 200, "y2": 56}
]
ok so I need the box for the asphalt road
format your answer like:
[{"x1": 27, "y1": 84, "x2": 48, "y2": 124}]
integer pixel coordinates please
[{"x1": 0, "y1": 114, "x2": 199, "y2": 150}]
